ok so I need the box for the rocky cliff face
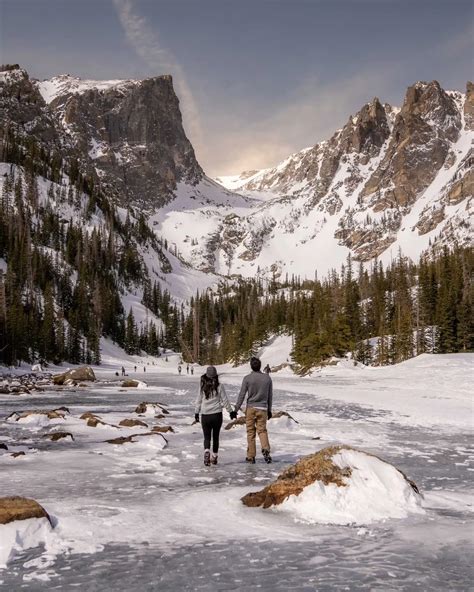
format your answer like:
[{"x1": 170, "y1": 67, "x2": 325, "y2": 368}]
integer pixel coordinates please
[
  {"x1": 37, "y1": 74, "x2": 203, "y2": 206},
  {"x1": 214, "y1": 80, "x2": 472, "y2": 270},
  {"x1": 0, "y1": 66, "x2": 202, "y2": 209}
]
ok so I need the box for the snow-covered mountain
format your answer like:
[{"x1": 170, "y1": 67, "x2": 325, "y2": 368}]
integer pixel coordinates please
[
  {"x1": 2, "y1": 65, "x2": 472, "y2": 290},
  {"x1": 213, "y1": 81, "x2": 473, "y2": 276}
]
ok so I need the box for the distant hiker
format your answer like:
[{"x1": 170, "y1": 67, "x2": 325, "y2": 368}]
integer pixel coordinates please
[
  {"x1": 121, "y1": 366, "x2": 125, "y2": 376},
  {"x1": 195, "y1": 366, "x2": 236, "y2": 466},
  {"x1": 191, "y1": 366, "x2": 194, "y2": 375},
  {"x1": 235, "y1": 356, "x2": 273, "y2": 464},
  {"x1": 143, "y1": 366, "x2": 146, "y2": 373},
  {"x1": 178, "y1": 365, "x2": 182, "y2": 375},
  {"x1": 186, "y1": 364, "x2": 189, "y2": 374},
  {"x1": 264, "y1": 364, "x2": 271, "y2": 374},
  {"x1": 134, "y1": 365, "x2": 137, "y2": 372}
]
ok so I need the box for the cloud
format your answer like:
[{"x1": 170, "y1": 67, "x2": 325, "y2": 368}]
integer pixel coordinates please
[
  {"x1": 204, "y1": 68, "x2": 399, "y2": 176},
  {"x1": 112, "y1": 0, "x2": 203, "y2": 155}
]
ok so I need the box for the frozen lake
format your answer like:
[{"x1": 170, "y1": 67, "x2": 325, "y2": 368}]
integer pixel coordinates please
[{"x1": 1, "y1": 355, "x2": 473, "y2": 590}]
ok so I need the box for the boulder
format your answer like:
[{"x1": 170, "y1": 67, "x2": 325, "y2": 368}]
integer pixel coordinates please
[
  {"x1": 241, "y1": 446, "x2": 423, "y2": 525},
  {"x1": 43, "y1": 431, "x2": 75, "y2": 442},
  {"x1": 225, "y1": 410, "x2": 297, "y2": 430},
  {"x1": 6, "y1": 409, "x2": 68, "y2": 422},
  {"x1": 53, "y1": 366, "x2": 96, "y2": 385},
  {"x1": 0, "y1": 443, "x2": 8, "y2": 450},
  {"x1": 119, "y1": 418, "x2": 148, "y2": 428},
  {"x1": 0, "y1": 497, "x2": 52, "y2": 526},
  {"x1": 106, "y1": 432, "x2": 168, "y2": 446},
  {"x1": 151, "y1": 425, "x2": 174, "y2": 433},
  {"x1": 11, "y1": 452, "x2": 25, "y2": 458},
  {"x1": 122, "y1": 379, "x2": 139, "y2": 388},
  {"x1": 80, "y1": 412, "x2": 106, "y2": 427},
  {"x1": 242, "y1": 446, "x2": 351, "y2": 508},
  {"x1": 134, "y1": 402, "x2": 169, "y2": 415}
]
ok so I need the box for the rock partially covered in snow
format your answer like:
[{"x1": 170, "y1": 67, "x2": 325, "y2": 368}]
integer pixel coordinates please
[
  {"x1": 0, "y1": 497, "x2": 53, "y2": 569},
  {"x1": 0, "y1": 497, "x2": 52, "y2": 525},
  {"x1": 134, "y1": 402, "x2": 169, "y2": 416},
  {"x1": 6, "y1": 408, "x2": 68, "y2": 428},
  {"x1": 225, "y1": 410, "x2": 297, "y2": 430},
  {"x1": 121, "y1": 379, "x2": 147, "y2": 388},
  {"x1": 242, "y1": 446, "x2": 423, "y2": 525},
  {"x1": 53, "y1": 366, "x2": 96, "y2": 385}
]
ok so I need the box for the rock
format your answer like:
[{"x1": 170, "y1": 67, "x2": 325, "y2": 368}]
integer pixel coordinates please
[
  {"x1": 80, "y1": 412, "x2": 106, "y2": 427},
  {"x1": 241, "y1": 446, "x2": 421, "y2": 512},
  {"x1": 134, "y1": 402, "x2": 169, "y2": 415},
  {"x1": 43, "y1": 431, "x2": 74, "y2": 442},
  {"x1": 11, "y1": 452, "x2": 26, "y2": 458},
  {"x1": 53, "y1": 366, "x2": 96, "y2": 385},
  {"x1": 122, "y1": 380, "x2": 139, "y2": 388},
  {"x1": 31, "y1": 364, "x2": 42, "y2": 372},
  {"x1": 225, "y1": 410, "x2": 297, "y2": 430},
  {"x1": 6, "y1": 409, "x2": 68, "y2": 422},
  {"x1": 106, "y1": 432, "x2": 168, "y2": 445},
  {"x1": 272, "y1": 411, "x2": 299, "y2": 423},
  {"x1": 151, "y1": 425, "x2": 174, "y2": 433},
  {"x1": 224, "y1": 416, "x2": 246, "y2": 430},
  {"x1": 0, "y1": 443, "x2": 8, "y2": 450},
  {"x1": 0, "y1": 497, "x2": 52, "y2": 525},
  {"x1": 119, "y1": 418, "x2": 148, "y2": 428}
]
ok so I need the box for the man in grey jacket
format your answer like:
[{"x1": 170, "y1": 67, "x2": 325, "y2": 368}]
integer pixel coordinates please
[{"x1": 235, "y1": 356, "x2": 273, "y2": 464}]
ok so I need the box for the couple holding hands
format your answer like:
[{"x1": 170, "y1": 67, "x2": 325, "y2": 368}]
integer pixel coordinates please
[{"x1": 194, "y1": 356, "x2": 273, "y2": 467}]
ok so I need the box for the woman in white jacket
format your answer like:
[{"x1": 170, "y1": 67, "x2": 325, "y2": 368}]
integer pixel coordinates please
[{"x1": 195, "y1": 366, "x2": 236, "y2": 466}]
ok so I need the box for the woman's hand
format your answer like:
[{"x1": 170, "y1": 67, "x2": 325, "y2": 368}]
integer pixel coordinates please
[
  {"x1": 194, "y1": 413, "x2": 200, "y2": 422},
  {"x1": 230, "y1": 410, "x2": 237, "y2": 420}
]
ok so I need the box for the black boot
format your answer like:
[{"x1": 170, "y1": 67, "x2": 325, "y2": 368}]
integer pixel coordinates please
[
  {"x1": 245, "y1": 457, "x2": 256, "y2": 464},
  {"x1": 204, "y1": 450, "x2": 211, "y2": 466},
  {"x1": 262, "y1": 449, "x2": 272, "y2": 464}
]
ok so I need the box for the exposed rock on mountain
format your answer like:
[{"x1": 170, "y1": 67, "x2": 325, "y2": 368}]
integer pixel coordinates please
[
  {"x1": 215, "y1": 80, "x2": 472, "y2": 272},
  {"x1": 37, "y1": 74, "x2": 203, "y2": 206}
]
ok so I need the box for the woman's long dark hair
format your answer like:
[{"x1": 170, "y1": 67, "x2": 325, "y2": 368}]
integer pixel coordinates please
[{"x1": 201, "y1": 375, "x2": 219, "y2": 399}]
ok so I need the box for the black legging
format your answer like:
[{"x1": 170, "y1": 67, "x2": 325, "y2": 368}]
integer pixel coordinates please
[{"x1": 201, "y1": 412, "x2": 223, "y2": 453}]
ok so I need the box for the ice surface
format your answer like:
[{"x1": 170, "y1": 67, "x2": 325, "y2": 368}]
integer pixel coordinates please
[{"x1": 0, "y1": 353, "x2": 473, "y2": 589}]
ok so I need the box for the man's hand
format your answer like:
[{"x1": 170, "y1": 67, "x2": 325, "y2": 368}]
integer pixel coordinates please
[
  {"x1": 267, "y1": 411, "x2": 272, "y2": 420},
  {"x1": 194, "y1": 413, "x2": 200, "y2": 423},
  {"x1": 230, "y1": 410, "x2": 237, "y2": 420}
]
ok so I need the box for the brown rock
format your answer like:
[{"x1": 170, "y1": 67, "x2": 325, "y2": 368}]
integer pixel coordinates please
[
  {"x1": 0, "y1": 496, "x2": 52, "y2": 525},
  {"x1": 151, "y1": 425, "x2": 174, "y2": 433},
  {"x1": 43, "y1": 431, "x2": 75, "y2": 442},
  {"x1": 6, "y1": 409, "x2": 67, "y2": 422},
  {"x1": 225, "y1": 410, "x2": 298, "y2": 430},
  {"x1": 241, "y1": 446, "x2": 354, "y2": 508},
  {"x1": 122, "y1": 380, "x2": 140, "y2": 388},
  {"x1": 134, "y1": 402, "x2": 169, "y2": 415},
  {"x1": 106, "y1": 431, "x2": 168, "y2": 445},
  {"x1": 80, "y1": 412, "x2": 107, "y2": 427},
  {"x1": 119, "y1": 418, "x2": 148, "y2": 428},
  {"x1": 53, "y1": 366, "x2": 96, "y2": 385},
  {"x1": 11, "y1": 452, "x2": 26, "y2": 458}
]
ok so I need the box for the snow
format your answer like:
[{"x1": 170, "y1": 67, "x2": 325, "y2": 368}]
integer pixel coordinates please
[
  {"x1": 276, "y1": 449, "x2": 424, "y2": 525},
  {"x1": 0, "y1": 352, "x2": 473, "y2": 587},
  {"x1": 0, "y1": 518, "x2": 54, "y2": 569},
  {"x1": 36, "y1": 75, "x2": 139, "y2": 105}
]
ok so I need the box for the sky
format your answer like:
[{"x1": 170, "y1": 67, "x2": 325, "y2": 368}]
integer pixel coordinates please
[{"x1": 1, "y1": 0, "x2": 473, "y2": 176}]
